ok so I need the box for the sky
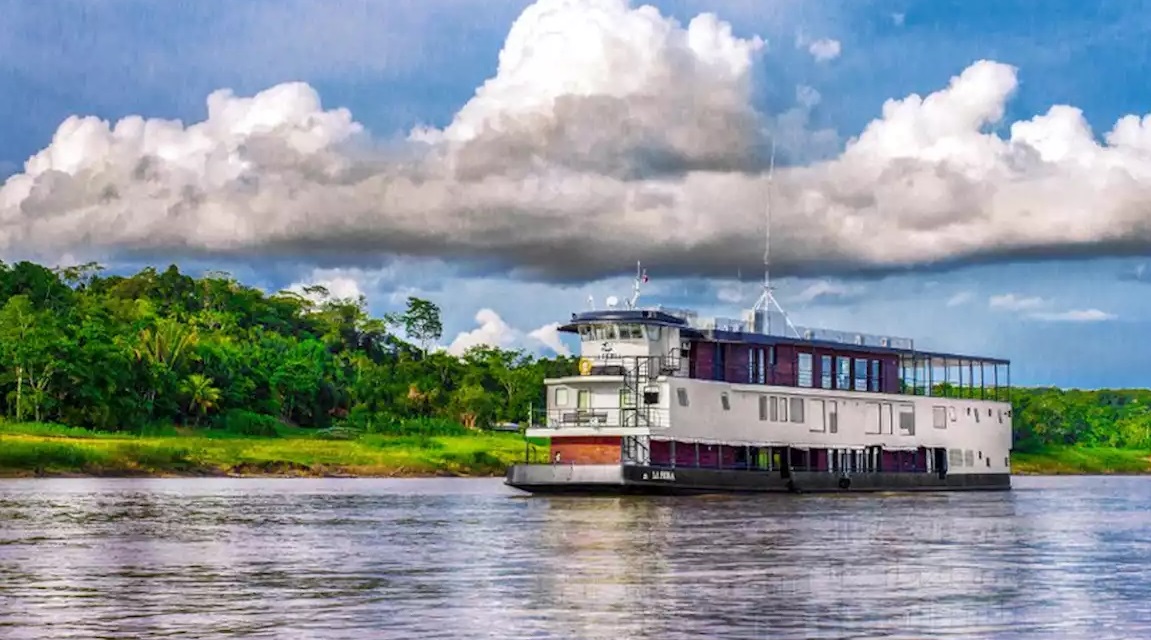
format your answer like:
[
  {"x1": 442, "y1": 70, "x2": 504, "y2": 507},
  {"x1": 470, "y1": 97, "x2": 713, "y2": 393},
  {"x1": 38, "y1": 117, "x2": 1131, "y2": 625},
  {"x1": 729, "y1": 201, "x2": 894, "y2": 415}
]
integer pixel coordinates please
[{"x1": 3, "y1": 0, "x2": 1151, "y2": 388}]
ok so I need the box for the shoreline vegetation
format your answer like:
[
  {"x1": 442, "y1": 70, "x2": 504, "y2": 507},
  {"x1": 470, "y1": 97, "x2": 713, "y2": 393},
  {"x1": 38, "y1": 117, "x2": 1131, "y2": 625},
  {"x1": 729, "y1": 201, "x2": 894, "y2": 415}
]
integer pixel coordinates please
[
  {"x1": 2, "y1": 422, "x2": 1149, "y2": 478},
  {"x1": 0, "y1": 422, "x2": 547, "y2": 478},
  {"x1": 2, "y1": 260, "x2": 1151, "y2": 479}
]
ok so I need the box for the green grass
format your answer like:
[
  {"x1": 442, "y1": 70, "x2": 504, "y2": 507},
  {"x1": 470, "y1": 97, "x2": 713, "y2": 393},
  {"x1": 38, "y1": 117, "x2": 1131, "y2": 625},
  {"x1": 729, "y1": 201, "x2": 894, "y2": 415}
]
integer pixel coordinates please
[
  {"x1": 0, "y1": 421, "x2": 545, "y2": 478},
  {"x1": 7, "y1": 420, "x2": 1145, "y2": 478},
  {"x1": 1011, "y1": 446, "x2": 1151, "y2": 475}
]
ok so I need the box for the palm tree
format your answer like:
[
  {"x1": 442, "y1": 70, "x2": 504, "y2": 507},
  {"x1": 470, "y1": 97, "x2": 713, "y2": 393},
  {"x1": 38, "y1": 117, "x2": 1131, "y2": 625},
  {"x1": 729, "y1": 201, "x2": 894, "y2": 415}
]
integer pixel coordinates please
[{"x1": 181, "y1": 374, "x2": 221, "y2": 426}]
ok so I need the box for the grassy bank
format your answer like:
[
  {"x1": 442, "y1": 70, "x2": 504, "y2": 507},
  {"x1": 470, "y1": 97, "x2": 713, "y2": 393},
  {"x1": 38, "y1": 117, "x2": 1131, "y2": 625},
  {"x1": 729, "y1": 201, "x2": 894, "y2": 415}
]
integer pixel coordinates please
[
  {"x1": 0, "y1": 422, "x2": 545, "y2": 478},
  {"x1": 1010, "y1": 446, "x2": 1151, "y2": 475},
  {"x1": 3, "y1": 421, "x2": 1150, "y2": 478}
]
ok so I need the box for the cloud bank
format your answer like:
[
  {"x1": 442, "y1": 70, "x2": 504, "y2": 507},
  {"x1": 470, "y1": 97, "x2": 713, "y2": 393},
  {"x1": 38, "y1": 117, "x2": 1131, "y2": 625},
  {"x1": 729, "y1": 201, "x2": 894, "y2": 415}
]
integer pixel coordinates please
[{"x1": 5, "y1": 0, "x2": 1151, "y2": 285}]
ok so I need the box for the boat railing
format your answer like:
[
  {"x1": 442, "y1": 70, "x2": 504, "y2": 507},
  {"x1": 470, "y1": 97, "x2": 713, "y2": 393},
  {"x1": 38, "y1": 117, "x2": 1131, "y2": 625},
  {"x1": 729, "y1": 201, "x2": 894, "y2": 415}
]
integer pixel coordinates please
[{"x1": 542, "y1": 407, "x2": 670, "y2": 430}]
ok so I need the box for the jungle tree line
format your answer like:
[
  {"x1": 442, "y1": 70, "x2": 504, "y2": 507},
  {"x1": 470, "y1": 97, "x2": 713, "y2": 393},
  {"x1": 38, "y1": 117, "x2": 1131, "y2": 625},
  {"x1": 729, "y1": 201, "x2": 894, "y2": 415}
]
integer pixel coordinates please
[
  {"x1": 0, "y1": 260, "x2": 1148, "y2": 448},
  {"x1": 0, "y1": 260, "x2": 576, "y2": 433}
]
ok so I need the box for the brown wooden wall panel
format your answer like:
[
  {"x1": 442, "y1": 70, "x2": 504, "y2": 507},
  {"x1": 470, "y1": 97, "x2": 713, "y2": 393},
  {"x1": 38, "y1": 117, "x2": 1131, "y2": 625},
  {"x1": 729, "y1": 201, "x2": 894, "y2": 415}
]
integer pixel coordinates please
[{"x1": 551, "y1": 436, "x2": 622, "y2": 465}]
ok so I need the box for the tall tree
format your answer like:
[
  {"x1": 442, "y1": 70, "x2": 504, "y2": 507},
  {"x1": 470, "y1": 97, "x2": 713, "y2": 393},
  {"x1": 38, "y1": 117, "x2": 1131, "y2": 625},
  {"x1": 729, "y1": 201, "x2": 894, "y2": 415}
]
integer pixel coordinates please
[{"x1": 402, "y1": 297, "x2": 443, "y2": 358}]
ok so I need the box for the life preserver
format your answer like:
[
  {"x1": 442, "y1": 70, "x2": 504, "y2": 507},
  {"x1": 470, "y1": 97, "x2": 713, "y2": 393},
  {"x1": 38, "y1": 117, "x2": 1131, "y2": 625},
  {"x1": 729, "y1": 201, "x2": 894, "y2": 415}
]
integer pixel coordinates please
[{"x1": 578, "y1": 358, "x2": 593, "y2": 375}]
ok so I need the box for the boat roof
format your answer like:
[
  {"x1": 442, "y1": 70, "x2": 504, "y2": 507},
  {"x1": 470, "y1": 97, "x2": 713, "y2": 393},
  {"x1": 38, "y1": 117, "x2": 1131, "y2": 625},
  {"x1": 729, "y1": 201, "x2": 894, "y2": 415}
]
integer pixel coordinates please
[{"x1": 559, "y1": 309, "x2": 1009, "y2": 366}]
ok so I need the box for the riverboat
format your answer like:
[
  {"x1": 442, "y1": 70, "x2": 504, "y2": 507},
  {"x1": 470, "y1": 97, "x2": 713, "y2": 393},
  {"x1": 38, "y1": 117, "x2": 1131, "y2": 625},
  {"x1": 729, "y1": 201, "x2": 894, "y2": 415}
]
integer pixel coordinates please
[{"x1": 504, "y1": 266, "x2": 1013, "y2": 495}]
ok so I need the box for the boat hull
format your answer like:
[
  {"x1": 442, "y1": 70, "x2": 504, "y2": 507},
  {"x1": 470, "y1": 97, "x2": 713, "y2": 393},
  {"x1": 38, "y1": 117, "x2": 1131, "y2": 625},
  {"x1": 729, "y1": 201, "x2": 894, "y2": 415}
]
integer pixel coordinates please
[{"x1": 504, "y1": 463, "x2": 1011, "y2": 495}]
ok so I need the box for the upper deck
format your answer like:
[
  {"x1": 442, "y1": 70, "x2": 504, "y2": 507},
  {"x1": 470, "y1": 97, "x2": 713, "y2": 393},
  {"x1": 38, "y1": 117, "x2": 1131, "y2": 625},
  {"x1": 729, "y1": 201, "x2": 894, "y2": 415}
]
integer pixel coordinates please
[{"x1": 557, "y1": 305, "x2": 1010, "y2": 402}]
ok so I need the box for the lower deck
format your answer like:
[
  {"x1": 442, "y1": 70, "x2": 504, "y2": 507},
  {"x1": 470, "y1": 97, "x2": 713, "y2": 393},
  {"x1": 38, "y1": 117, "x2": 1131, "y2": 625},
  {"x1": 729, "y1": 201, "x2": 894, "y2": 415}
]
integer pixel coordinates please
[{"x1": 510, "y1": 435, "x2": 1011, "y2": 494}]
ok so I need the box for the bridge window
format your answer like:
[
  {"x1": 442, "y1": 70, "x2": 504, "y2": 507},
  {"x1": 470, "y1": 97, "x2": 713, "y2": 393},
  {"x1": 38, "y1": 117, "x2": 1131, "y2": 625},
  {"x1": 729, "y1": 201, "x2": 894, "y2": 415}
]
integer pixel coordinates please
[
  {"x1": 617, "y1": 324, "x2": 644, "y2": 340},
  {"x1": 591, "y1": 324, "x2": 615, "y2": 340},
  {"x1": 869, "y1": 359, "x2": 881, "y2": 392},
  {"x1": 648, "y1": 326, "x2": 661, "y2": 340},
  {"x1": 820, "y1": 355, "x2": 833, "y2": 389}
]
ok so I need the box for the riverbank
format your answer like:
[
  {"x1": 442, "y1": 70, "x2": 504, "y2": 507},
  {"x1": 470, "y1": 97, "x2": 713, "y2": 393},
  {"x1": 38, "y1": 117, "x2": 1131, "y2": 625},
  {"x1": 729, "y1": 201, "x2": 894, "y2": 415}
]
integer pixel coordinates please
[
  {"x1": 0, "y1": 422, "x2": 544, "y2": 478},
  {"x1": 2, "y1": 422, "x2": 1149, "y2": 477},
  {"x1": 1010, "y1": 446, "x2": 1151, "y2": 475}
]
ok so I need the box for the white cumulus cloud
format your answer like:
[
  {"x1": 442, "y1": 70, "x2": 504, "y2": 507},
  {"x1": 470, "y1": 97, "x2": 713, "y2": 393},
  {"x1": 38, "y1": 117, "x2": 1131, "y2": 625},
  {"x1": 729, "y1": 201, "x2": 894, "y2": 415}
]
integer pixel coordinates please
[
  {"x1": 5, "y1": 0, "x2": 1151, "y2": 288},
  {"x1": 1029, "y1": 308, "x2": 1116, "y2": 322},
  {"x1": 447, "y1": 308, "x2": 572, "y2": 357},
  {"x1": 806, "y1": 37, "x2": 841, "y2": 62},
  {"x1": 989, "y1": 293, "x2": 1046, "y2": 311}
]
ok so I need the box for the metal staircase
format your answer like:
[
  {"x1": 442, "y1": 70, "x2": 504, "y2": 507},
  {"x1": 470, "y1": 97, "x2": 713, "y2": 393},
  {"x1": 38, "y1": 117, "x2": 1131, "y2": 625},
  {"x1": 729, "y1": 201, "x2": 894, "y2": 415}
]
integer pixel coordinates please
[{"x1": 620, "y1": 355, "x2": 663, "y2": 465}]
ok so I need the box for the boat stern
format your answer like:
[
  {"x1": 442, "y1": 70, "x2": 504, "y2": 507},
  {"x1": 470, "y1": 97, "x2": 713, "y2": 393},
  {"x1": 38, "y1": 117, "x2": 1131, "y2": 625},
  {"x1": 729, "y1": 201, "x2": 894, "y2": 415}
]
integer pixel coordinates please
[{"x1": 504, "y1": 463, "x2": 625, "y2": 494}]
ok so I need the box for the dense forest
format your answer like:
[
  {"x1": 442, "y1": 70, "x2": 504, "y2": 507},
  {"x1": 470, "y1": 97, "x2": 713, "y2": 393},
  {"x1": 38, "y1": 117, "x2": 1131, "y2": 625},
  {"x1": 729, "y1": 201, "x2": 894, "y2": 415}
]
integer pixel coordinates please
[
  {"x1": 0, "y1": 259, "x2": 1147, "y2": 453},
  {"x1": 0, "y1": 260, "x2": 575, "y2": 436}
]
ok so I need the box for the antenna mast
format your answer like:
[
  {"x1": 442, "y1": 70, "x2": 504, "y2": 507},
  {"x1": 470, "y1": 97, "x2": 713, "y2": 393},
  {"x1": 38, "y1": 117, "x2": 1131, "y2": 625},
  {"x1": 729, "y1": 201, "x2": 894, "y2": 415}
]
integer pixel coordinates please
[
  {"x1": 627, "y1": 260, "x2": 645, "y2": 309},
  {"x1": 752, "y1": 138, "x2": 802, "y2": 339}
]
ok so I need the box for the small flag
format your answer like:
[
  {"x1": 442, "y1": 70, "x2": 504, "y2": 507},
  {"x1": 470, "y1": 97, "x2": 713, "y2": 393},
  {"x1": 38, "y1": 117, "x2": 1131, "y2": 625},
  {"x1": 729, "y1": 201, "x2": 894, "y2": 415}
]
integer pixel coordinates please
[{"x1": 641, "y1": 269, "x2": 649, "y2": 283}]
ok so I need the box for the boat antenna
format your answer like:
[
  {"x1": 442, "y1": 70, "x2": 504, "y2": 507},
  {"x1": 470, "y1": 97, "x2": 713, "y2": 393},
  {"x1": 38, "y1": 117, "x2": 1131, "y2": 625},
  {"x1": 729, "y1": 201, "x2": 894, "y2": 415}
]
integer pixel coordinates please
[
  {"x1": 627, "y1": 260, "x2": 645, "y2": 309},
  {"x1": 752, "y1": 137, "x2": 802, "y2": 339}
]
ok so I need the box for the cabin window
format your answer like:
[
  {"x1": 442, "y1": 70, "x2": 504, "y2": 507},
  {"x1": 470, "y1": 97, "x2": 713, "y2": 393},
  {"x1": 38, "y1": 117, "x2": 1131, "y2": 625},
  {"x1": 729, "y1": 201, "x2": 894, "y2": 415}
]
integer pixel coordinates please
[
  {"x1": 836, "y1": 356, "x2": 851, "y2": 389},
  {"x1": 554, "y1": 388, "x2": 570, "y2": 407},
  {"x1": 676, "y1": 387, "x2": 689, "y2": 407},
  {"x1": 973, "y1": 408, "x2": 981, "y2": 423},
  {"x1": 965, "y1": 450, "x2": 975, "y2": 467},
  {"x1": 616, "y1": 324, "x2": 639, "y2": 340},
  {"x1": 869, "y1": 359, "x2": 881, "y2": 392},
  {"x1": 797, "y1": 353, "x2": 813, "y2": 388},
  {"x1": 827, "y1": 400, "x2": 838, "y2": 433},
  {"x1": 768, "y1": 346, "x2": 777, "y2": 366},
  {"x1": 948, "y1": 407, "x2": 957, "y2": 422},
  {"x1": 578, "y1": 326, "x2": 592, "y2": 340},
  {"x1": 779, "y1": 397, "x2": 789, "y2": 422},
  {"x1": 932, "y1": 406, "x2": 947, "y2": 429},
  {"x1": 820, "y1": 355, "x2": 832, "y2": 389},
  {"x1": 789, "y1": 397, "x2": 804, "y2": 423},
  {"x1": 757, "y1": 348, "x2": 767, "y2": 383},
  {"x1": 810, "y1": 400, "x2": 825, "y2": 432},
  {"x1": 747, "y1": 348, "x2": 756, "y2": 384},
  {"x1": 577, "y1": 390, "x2": 590, "y2": 409},
  {"x1": 619, "y1": 388, "x2": 632, "y2": 407},
  {"x1": 853, "y1": 358, "x2": 868, "y2": 391},
  {"x1": 769, "y1": 396, "x2": 779, "y2": 421},
  {"x1": 899, "y1": 404, "x2": 915, "y2": 435},
  {"x1": 759, "y1": 396, "x2": 768, "y2": 421},
  {"x1": 647, "y1": 325, "x2": 661, "y2": 340},
  {"x1": 720, "y1": 392, "x2": 731, "y2": 411}
]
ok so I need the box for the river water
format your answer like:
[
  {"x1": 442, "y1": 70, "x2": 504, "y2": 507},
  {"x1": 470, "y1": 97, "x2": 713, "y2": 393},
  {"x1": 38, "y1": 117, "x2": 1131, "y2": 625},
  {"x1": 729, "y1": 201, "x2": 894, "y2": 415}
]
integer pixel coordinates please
[{"x1": 0, "y1": 476, "x2": 1148, "y2": 639}]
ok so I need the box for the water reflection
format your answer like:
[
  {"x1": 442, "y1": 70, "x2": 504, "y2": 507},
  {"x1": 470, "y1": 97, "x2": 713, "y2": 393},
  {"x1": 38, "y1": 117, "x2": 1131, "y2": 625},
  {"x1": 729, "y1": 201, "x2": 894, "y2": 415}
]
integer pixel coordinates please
[{"x1": 0, "y1": 477, "x2": 1149, "y2": 638}]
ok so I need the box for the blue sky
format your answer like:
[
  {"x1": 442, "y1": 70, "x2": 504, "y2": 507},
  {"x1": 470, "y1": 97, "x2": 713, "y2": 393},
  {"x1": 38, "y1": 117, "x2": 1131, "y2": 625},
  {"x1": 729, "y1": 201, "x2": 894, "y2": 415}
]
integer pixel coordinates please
[{"x1": 3, "y1": 0, "x2": 1151, "y2": 388}]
